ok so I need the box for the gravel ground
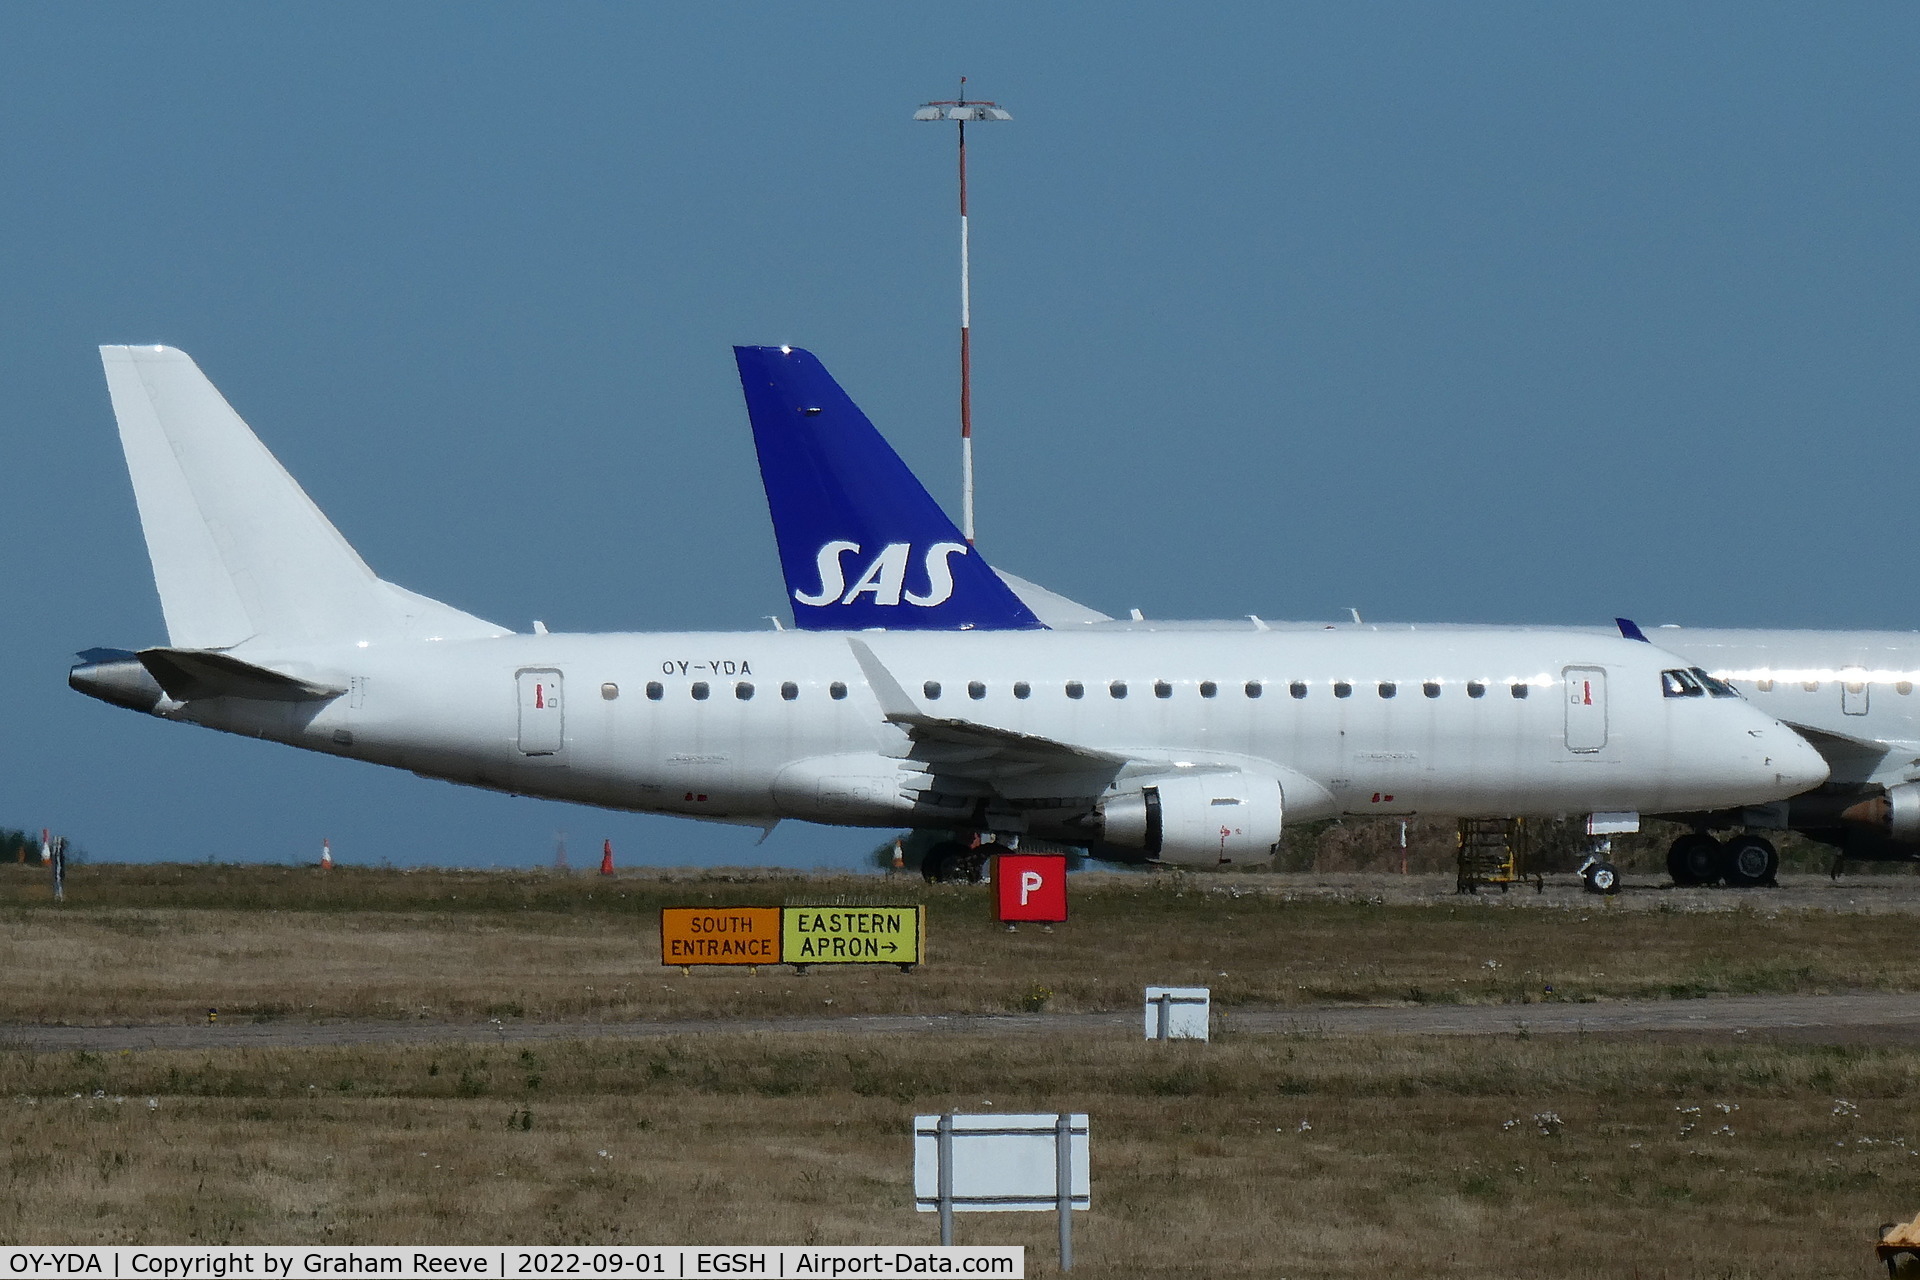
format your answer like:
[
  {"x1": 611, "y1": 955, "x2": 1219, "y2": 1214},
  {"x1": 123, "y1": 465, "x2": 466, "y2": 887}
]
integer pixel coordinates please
[
  {"x1": 9, "y1": 990, "x2": 1919, "y2": 1053},
  {"x1": 1145, "y1": 869, "x2": 1920, "y2": 912}
]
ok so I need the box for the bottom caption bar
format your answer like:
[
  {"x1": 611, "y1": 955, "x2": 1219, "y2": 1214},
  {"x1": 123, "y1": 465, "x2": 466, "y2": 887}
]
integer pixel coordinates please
[{"x1": 0, "y1": 1249, "x2": 1023, "y2": 1280}]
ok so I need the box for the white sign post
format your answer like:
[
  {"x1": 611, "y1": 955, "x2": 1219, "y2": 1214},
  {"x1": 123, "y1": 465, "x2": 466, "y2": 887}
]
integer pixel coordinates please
[
  {"x1": 1144, "y1": 985, "x2": 1210, "y2": 1041},
  {"x1": 915, "y1": 1111, "x2": 1090, "y2": 1270}
]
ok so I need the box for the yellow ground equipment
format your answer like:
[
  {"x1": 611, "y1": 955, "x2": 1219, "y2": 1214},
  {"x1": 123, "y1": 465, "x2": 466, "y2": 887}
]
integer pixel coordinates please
[{"x1": 1456, "y1": 817, "x2": 1541, "y2": 894}]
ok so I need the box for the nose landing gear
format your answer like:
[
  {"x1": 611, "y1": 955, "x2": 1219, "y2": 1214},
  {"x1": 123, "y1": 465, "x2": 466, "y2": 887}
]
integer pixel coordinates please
[
  {"x1": 1580, "y1": 858, "x2": 1621, "y2": 895},
  {"x1": 1577, "y1": 838, "x2": 1621, "y2": 895}
]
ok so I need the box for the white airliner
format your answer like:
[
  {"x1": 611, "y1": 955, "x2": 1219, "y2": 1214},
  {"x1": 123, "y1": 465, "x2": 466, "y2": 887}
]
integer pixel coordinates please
[
  {"x1": 68, "y1": 346, "x2": 1826, "y2": 877},
  {"x1": 740, "y1": 347, "x2": 1920, "y2": 885}
]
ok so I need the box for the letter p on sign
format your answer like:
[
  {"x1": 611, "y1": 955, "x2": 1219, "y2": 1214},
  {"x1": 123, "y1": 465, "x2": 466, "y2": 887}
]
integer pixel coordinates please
[{"x1": 996, "y1": 854, "x2": 1068, "y2": 923}]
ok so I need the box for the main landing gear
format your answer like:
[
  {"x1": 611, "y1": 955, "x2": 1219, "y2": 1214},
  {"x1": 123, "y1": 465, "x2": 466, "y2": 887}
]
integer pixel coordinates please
[
  {"x1": 921, "y1": 840, "x2": 989, "y2": 884},
  {"x1": 1667, "y1": 832, "x2": 1779, "y2": 888}
]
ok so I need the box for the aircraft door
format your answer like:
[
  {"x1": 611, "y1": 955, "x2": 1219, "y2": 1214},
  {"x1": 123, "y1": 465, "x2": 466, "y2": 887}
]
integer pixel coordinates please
[
  {"x1": 1842, "y1": 667, "x2": 1869, "y2": 716},
  {"x1": 1563, "y1": 666, "x2": 1607, "y2": 753},
  {"x1": 516, "y1": 669, "x2": 565, "y2": 756}
]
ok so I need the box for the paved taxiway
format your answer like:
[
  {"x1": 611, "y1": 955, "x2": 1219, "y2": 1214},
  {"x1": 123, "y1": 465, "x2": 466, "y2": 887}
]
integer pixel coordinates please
[{"x1": 6, "y1": 991, "x2": 1919, "y2": 1053}]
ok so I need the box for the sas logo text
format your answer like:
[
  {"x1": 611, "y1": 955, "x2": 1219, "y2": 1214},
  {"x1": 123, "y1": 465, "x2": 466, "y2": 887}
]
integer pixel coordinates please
[{"x1": 795, "y1": 541, "x2": 970, "y2": 608}]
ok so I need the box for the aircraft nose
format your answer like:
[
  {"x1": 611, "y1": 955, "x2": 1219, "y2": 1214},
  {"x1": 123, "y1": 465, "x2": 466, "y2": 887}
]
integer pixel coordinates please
[{"x1": 1749, "y1": 719, "x2": 1828, "y2": 797}]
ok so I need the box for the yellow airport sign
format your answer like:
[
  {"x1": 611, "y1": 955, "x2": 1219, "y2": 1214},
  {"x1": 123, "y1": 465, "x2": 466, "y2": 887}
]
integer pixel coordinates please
[
  {"x1": 660, "y1": 906, "x2": 782, "y2": 967},
  {"x1": 781, "y1": 904, "x2": 925, "y2": 969}
]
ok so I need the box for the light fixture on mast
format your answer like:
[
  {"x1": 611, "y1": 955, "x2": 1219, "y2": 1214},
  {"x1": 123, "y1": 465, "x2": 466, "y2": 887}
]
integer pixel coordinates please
[{"x1": 914, "y1": 80, "x2": 1011, "y2": 545}]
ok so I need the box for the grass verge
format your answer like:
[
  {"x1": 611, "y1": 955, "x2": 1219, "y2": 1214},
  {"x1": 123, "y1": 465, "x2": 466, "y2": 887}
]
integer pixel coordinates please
[
  {"x1": 2, "y1": 865, "x2": 1918, "y2": 1025},
  {"x1": 1, "y1": 1029, "x2": 1914, "y2": 1276}
]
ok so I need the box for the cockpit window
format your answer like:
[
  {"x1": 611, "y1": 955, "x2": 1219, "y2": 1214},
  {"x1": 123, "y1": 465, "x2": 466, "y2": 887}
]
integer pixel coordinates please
[
  {"x1": 1688, "y1": 667, "x2": 1740, "y2": 698},
  {"x1": 1661, "y1": 668, "x2": 1705, "y2": 698}
]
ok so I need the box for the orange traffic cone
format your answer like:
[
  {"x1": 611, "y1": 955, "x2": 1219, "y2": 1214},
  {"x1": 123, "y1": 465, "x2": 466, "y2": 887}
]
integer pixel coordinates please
[
  {"x1": 599, "y1": 839, "x2": 614, "y2": 876},
  {"x1": 891, "y1": 837, "x2": 904, "y2": 872},
  {"x1": 320, "y1": 838, "x2": 333, "y2": 870}
]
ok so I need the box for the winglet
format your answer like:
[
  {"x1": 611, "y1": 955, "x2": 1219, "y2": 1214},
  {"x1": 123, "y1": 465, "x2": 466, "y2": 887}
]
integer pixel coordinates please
[
  {"x1": 734, "y1": 345, "x2": 1045, "y2": 632},
  {"x1": 1615, "y1": 617, "x2": 1650, "y2": 643}
]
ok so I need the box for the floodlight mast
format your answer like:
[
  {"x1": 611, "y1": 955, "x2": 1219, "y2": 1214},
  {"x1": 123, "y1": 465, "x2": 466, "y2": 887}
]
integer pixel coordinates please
[{"x1": 914, "y1": 80, "x2": 1011, "y2": 545}]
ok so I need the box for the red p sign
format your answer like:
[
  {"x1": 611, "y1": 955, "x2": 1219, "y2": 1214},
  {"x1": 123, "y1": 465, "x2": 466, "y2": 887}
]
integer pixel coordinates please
[{"x1": 994, "y1": 854, "x2": 1068, "y2": 923}]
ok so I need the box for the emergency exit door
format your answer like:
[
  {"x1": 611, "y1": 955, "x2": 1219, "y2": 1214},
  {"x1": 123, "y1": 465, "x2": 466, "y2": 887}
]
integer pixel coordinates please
[
  {"x1": 1842, "y1": 667, "x2": 1870, "y2": 716},
  {"x1": 516, "y1": 669, "x2": 565, "y2": 756},
  {"x1": 1563, "y1": 666, "x2": 1607, "y2": 753}
]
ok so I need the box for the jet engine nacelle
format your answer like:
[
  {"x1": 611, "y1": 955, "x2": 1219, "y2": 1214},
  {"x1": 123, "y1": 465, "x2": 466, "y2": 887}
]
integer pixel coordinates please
[
  {"x1": 1840, "y1": 781, "x2": 1920, "y2": 846},
  {"x1": 1099, "y1": 771, "x2": 1282, "y2": 867}
]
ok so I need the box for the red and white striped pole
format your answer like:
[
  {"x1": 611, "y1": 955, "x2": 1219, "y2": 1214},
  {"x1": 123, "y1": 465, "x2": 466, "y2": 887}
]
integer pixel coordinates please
[
  {"x1": 916, "y1": 83, "x2": 1011, "y2": 546},
  {"x1": 957, "y1": 100, "x2": 973, "y2": 543}
]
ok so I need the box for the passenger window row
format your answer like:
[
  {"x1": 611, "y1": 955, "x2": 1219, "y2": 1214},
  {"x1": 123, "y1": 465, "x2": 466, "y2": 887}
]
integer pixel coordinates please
[
  {"x1": 642, "y1": 680, "x2": 847, "y2": 701},
  {"x1": 625, "y1": 678, "x2": 1536, "y2": 702},
  {"x1": 1752, "y1": 678, "x2": 1914, "y2": 696},
  {"x1": 920, "y1": 678, "x2": 1523, "y2": 700}
]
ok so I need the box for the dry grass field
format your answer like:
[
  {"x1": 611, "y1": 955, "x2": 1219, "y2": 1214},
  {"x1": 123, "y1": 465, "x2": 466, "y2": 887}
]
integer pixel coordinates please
[
  {"x1": 2, "y1": 1031, "x2": 1917, "y2": 1276},
  {"x1": 3, "y1": 862, "x2": 1920, "y2": 1025},
  {"x1": 5, "y1": 862, "x2": 1920, "y2": 1274}
]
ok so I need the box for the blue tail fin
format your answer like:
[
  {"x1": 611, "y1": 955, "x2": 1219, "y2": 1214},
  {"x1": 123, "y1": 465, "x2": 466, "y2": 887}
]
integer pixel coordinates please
[{"x1": 734, "y1": 345, "x2": 1045, "y2": 631}]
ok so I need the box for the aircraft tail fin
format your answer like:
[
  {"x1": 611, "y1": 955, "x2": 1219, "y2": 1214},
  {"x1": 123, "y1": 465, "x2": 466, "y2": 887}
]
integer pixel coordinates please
[
  {"x1": 733, "y1": 344, "x2": 1045, "y2": 631},
  {"x1": 100, "y1": 345, "x2": 506, "y2": 649}
]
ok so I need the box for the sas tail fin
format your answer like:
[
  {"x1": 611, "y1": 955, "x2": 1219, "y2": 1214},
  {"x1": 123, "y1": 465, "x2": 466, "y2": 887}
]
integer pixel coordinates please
[
  {"x1": 733, "y1": 344, "x2": 1051, "y2": 631},
  {"x1": 100, "y1": 345, "x2": 506, "y2": 649}
]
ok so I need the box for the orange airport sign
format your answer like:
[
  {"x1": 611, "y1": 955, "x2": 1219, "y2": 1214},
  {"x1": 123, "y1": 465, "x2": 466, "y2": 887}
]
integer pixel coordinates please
[{"x1": 660, "y1": 906, "x2": 782, "y2": 967}]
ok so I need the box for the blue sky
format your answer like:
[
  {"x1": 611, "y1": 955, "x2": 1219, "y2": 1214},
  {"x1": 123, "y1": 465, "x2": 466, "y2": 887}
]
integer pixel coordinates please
[{"x1": 5, "y1": 5, "x2": 1918, "y2": 869}]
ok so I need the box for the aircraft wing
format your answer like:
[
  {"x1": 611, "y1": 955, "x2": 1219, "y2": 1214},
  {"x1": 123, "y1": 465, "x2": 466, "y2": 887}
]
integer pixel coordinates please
[
  {"x1": 1775, "y1": 720, "x2": 1910, "y2": 785},
  {"x1": 848, "y1": 639, "x2": 1126, "y2": 784}
]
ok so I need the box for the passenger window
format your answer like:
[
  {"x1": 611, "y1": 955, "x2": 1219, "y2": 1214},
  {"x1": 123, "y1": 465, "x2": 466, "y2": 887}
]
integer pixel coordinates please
[
  {"x1": 1755, "y1": 679, "x2": 1774, "y2": 693},
  {"x1": 1662, "y1": 669, "x2": 1704, "y2": 698},
  {"x1": 924, "y1": 681, "x2": 942, "y2": 700},
  {"x1": 1378, "y1": 682, "x2": 1396, "y2": 699},
  {"x1": 1013, "y1": 681, "x2": 1031, "y2": 699},
  {"x1": 1065, "y1": 681, "x2": 1084, "y2": 699},
  {"x1": 1109, "y1": 681, "x2": 1128, "y2": 699},
  {"x1": 736, "y1": 682, "x2": 754, "y2": 700},
  {"x1": 646, "y1": 682, "x2": 663, "y2": 701},
  {"x1": 691, "y1": 682, "x2": 709, "y2": 700},
  {"x1": 968, "y1": 681, "x2": 986, "y2": 700},
  {"x1": 1154, "y1": 681, "x2": 1172, "y2": 699},
  {"x1": 1510, "y1": 683, "x2": 1529, "y2": 699},
  {"x1": 1467, "y1": 681, "x2": 1486, "y2": 698},
  {"x1": 1900, "y1": 682, "x2": 1914, "y2": 696},
  {"x1": 1289, "y1": 682, "x2": 1307, "y2": 699},
  {"x1": 601, "y1": 683, "x2": 619, "y2": 700},
  {"x1": 1199, "y1": 681, "x2": 1217, "y2": 698},
  {"x1": 1245, "y1": 681, "x2": 1263, "y2": 698},
  {"x1": 780, "y1": 681, "x2": 798, "y2": 700},
  {"x1": 829, "y1": 681, "x2": 847, "y2": 700},
  {"x1": 1846, "y1": 680, "x2": 1866, "y2": 695},
  {"x1": 1422, "y1": 681, "x2": 1440, "y2": 698},
  {"x1": 1802, "y1": 681, "x2": 1820, "y2": 692},
  {"x1": 1333, "y1": 682, "x2": 1352, "y2": 699}
]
